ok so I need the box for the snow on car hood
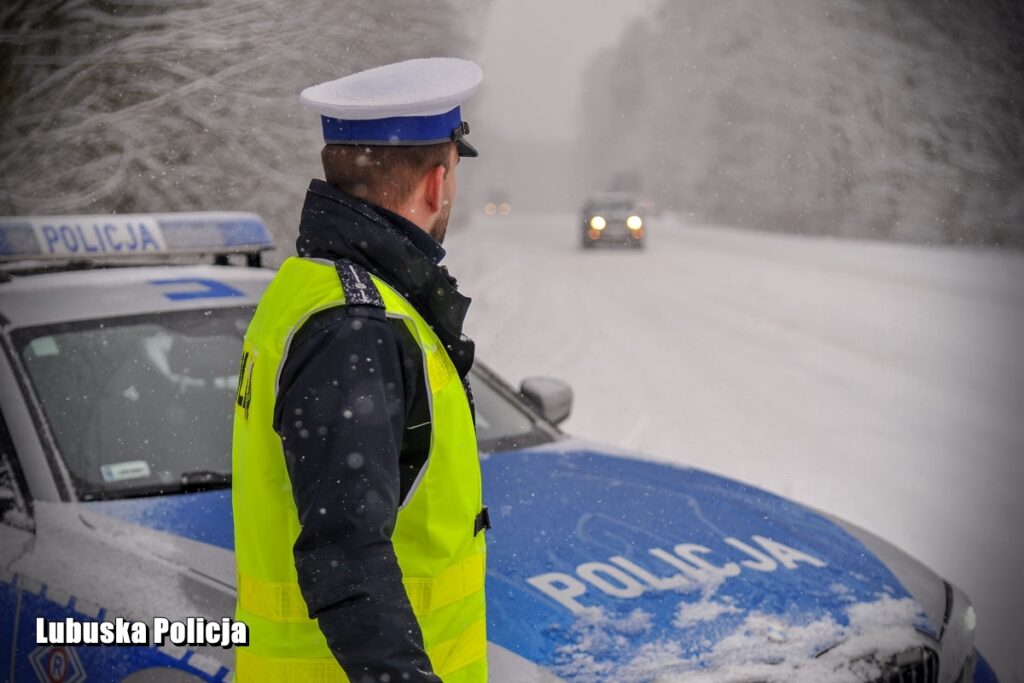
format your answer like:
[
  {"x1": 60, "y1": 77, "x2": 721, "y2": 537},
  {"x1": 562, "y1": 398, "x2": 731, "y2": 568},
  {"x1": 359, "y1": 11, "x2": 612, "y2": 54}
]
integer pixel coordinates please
[{"x1": 480, "y1": 441, "x2": 934, "y2": 682}]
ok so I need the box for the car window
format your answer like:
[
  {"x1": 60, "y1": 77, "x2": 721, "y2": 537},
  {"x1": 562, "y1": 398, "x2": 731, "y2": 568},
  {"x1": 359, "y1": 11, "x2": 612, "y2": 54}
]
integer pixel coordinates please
[
  {"x1": 471, "y1": 372, "x2": 534, "y2": 443},
  {"x1": 12, "y1": 308, "x2": 253, "y2": 500},
  {"x1": 588, "y1": 200, "x2": 634, "y2": 213},
  {"x1": 469, "y1": 367, "x2": 559, "y2": 453},
  {"x1": 0, "y1": 415, "x2": 32, "y2": 530}
]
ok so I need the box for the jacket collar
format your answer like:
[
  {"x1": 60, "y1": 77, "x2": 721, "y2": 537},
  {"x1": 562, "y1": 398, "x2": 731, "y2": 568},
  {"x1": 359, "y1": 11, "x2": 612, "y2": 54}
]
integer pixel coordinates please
[
  {"x1": 374, "y1": 204, "x2": 446, "y2": 265},
  {"x1": 296, "y1": 179, "x2": 475, "y2": 378}
]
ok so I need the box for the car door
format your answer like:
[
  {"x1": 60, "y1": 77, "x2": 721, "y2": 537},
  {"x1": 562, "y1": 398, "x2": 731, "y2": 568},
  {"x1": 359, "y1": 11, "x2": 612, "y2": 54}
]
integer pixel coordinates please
[{"x1": 0, "y1": 413, "x2": 36, "y2": 683}]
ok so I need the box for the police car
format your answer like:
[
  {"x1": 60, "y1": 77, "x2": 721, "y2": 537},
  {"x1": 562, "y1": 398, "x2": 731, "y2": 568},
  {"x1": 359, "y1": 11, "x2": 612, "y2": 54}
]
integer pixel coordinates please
[
  {"x1": 581, "y1": 193, "x2": 646, "y2": 249},
  {"x1": 0, "y1": 214, "x2": 998, "y2": 682}
]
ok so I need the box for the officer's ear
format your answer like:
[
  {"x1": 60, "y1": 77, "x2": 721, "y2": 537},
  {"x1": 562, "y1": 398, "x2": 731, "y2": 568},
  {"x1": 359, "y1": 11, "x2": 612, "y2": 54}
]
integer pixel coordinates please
[{"x1": 422, "y1": 163, "x2": 447, "y2": 216}]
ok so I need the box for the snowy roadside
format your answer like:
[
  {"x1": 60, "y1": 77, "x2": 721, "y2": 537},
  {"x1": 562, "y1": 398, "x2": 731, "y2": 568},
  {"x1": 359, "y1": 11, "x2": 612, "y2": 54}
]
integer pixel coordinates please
[{"x1": 445, "y1": 212, "x2": 1024, "y2": 682}]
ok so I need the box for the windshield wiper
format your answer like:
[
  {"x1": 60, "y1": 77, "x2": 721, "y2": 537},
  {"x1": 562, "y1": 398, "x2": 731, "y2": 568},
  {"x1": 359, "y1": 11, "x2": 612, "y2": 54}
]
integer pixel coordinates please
[
  {"x1": 76, "y1": 470, "x2": 232, "y2": 501},
  {"x1": 178, "y1": 469, "x2": 232, "y2": 492}
]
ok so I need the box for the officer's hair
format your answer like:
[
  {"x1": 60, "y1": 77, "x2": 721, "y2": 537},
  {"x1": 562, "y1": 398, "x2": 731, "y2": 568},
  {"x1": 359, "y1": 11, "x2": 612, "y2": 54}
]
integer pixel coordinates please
[{"x1": 321, "y1": 143, "x2": 454, "y2": 210}]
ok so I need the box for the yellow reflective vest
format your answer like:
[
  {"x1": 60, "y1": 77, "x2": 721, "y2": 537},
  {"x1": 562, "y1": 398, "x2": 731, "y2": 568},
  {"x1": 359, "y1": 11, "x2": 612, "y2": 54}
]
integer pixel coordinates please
[{"x1": 232, "y1": 256, "x2": 487, "y2": 682}]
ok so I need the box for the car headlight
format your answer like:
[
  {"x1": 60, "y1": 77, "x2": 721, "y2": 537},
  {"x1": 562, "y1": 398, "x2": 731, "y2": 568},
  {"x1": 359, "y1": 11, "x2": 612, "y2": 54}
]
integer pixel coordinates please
[
  {"x1": 589, "y1": 216, "x2": 606, "y2": 230},
  {"x1": 825, "y1": 514, "x2": 979, "y2": 680},
  {"x1": 941, "y1": 582, "x2": 978, "y2": 681},
  {"x1": 626, "y1": 215, "x2": 643, "y2": 230}
]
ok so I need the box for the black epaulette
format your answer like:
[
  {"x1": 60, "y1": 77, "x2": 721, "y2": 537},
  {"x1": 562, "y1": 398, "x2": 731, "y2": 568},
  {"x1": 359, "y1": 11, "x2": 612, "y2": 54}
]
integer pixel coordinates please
[{"x1": 335, "y1": 258, "x2": 386, "y2": 320}]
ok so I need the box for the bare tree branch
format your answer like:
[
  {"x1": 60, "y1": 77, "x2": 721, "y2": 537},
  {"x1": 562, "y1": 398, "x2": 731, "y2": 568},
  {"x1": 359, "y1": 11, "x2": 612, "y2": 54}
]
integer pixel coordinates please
[
  {"x1": 579, "y1": 0, "x2": 1024, "y2": 246},
  {"x1": 0, "y1": 0, "x2": 491, "y2": 249}
]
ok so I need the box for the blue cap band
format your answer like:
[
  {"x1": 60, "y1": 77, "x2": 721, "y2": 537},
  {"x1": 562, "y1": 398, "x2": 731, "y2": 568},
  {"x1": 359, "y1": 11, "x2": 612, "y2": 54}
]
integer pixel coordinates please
[{"x1": 321, "y1": 106, "x2": 462, "y2": 145}]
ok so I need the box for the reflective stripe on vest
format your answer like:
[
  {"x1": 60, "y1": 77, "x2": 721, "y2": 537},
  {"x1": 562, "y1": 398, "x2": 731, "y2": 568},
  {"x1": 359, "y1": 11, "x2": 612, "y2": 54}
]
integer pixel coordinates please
[
  {"x1": 232, "y1": 257, "x2": 486, "y2": 682},
  {"x1": 234, "y1": 619, "x2": 487, "y2": 683},
  {"x1": 238, "y1": 552, "x2": 485, "y2": 622}
]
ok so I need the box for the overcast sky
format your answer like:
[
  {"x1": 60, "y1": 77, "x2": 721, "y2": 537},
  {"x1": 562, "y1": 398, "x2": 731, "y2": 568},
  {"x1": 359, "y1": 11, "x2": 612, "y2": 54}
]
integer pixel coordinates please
[{"x1": 474, "y1": 0, "x2": 660, "y2": 143}]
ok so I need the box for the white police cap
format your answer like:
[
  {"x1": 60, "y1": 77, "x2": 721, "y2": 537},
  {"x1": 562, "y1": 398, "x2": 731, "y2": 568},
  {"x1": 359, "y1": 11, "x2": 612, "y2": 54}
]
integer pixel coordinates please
[{"x1": 301, "y1": 58, "x2": 482, "y2": 157}]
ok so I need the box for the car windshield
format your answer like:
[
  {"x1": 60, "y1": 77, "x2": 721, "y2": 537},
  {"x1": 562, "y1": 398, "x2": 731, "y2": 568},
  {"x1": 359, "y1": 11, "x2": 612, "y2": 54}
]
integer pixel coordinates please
[
  {"x1": 13, "y1": 308, "x2": 252, "y2": 500},
  {"x1": 588, "y1": 199, "x2": 634, "y2": 213},
  {"x1": 12, "y1": 308, "x2": 555, "y2": 499}
]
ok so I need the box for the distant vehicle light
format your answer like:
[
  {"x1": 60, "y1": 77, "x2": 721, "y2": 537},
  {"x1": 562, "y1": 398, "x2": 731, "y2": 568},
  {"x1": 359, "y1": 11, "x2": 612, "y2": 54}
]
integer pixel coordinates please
[
  {"x1": 498, "y1": 202, "x2": 512, "y2": 216},
  {"x1": 627, "y1": 215, "x2": 643, "y2": 230},
  {"x1": 484, "y1": 202, "x2": 498, "y2": 216},
  {"x1": 589, "y1": 216, "x2": 606, "y2": 230}
]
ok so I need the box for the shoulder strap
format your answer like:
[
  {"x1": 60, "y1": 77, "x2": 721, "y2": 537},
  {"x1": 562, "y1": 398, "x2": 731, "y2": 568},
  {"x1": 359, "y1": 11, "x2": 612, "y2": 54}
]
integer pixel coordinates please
[{"x1": 335, "y1": 258, "x2": 384, "y2": 309}]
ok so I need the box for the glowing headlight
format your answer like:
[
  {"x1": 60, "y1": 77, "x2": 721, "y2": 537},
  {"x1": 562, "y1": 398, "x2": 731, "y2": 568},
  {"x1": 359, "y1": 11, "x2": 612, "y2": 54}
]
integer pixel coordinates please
[
  {"x1": 964, "y1": 605, "x2": 976, "y2": 631},
  {"x1": 626, "y1": 215, "x2": 643, "y2": 230},
  {"x1": 589, "y1": 216, "x2": 606, "y2": 230}
]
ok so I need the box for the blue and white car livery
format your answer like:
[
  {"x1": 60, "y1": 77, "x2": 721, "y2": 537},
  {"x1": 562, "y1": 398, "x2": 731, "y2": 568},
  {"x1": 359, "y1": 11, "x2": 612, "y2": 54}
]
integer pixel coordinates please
[{"x1": 0, "y1": 214, "x2": 998, "y2": 682}]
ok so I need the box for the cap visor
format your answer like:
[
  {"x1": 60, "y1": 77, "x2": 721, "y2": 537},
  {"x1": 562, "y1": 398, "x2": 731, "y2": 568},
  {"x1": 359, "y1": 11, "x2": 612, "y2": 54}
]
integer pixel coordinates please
[{"x1": 456, "y1": 138, "x2": 479, "y2": 158}]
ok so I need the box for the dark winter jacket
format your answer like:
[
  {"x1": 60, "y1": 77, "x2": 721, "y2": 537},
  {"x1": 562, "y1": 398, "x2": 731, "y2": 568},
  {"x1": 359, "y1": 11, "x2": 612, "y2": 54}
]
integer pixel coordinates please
[{"x1": 274, "y1": 179, "x2": 475, "y2": 682}]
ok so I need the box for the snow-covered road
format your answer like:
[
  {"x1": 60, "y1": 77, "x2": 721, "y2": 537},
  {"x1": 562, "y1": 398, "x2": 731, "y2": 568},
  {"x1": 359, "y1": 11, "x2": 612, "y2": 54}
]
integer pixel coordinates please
[{"x1": 445, "y1": 212, "x2": 1024, "y2": 682}]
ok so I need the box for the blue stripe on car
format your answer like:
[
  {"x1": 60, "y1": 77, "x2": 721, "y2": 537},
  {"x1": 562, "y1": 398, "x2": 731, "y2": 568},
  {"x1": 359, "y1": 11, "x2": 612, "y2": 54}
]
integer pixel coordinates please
[{"x1": 84, "y1": 490, "x2": 234, "y2": 550}]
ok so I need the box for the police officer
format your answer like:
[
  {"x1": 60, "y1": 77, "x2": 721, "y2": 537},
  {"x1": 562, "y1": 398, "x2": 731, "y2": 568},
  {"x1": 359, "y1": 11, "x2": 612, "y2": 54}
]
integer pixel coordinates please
[{"x1": 232, "y1": 58, "x2": 488, "y2": 683}]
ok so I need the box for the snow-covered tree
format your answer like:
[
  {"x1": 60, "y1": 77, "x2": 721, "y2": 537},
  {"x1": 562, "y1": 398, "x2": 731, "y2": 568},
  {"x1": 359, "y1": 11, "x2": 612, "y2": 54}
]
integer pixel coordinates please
[
  {"x1": 0, "y1": 0, "x2": 489, "y2": 250},
  {"x1": 579, "y1": 0, "x2": 1024, "y2": 245}
]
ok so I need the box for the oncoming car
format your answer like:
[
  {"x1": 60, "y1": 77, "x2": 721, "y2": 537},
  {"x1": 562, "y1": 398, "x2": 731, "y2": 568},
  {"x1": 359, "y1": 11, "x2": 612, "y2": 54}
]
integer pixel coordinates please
[
  {"x1": 0, "y1": 214, "x2": 999, "y2": 682},
  {"x1": 484, "y1": 191, "x2": 512, "y2": 217},
  {"x1": 581, "y1": 193, "x2": 645, "y2": 249}
]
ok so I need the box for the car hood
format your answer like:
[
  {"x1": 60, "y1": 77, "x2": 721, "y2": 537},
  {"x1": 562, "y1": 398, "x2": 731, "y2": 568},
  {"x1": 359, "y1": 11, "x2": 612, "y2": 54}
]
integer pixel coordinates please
[
  {"x1": 77, "y1": 441, "x2": 953, "y2": 681},
  {"x1": 82, "y1": 488, "x2": 235, "y2": 555},
  {"x1": 480, "y1": 440, "x2": 940, "y2": 681}
]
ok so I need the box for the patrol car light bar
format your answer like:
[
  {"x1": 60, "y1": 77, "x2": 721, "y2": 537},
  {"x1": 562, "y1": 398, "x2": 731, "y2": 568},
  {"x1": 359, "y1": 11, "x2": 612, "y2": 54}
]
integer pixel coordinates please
[{"x1": 0, "y1": 212, "x2": 275, "y2": 263}]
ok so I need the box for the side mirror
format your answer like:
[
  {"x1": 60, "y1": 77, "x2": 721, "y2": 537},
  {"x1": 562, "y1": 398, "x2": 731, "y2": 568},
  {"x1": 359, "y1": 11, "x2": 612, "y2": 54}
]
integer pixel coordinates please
[{"x1": 519, "y1": 377, "x2": 573, "y2": 426}]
